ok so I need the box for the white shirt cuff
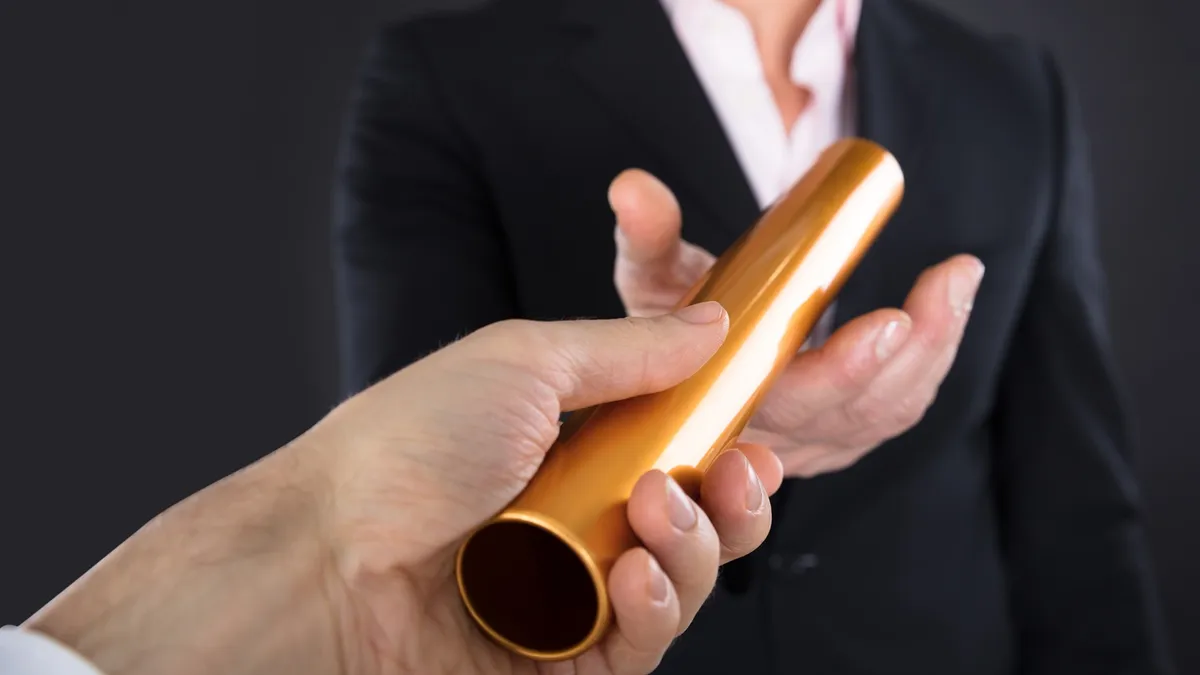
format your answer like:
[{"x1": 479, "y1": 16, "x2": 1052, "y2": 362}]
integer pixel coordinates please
[{"x1": 0, "y1": 626, "x2": 106, "y2": 675}]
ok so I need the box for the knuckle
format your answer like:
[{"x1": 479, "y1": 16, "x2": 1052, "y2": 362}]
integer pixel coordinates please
[
  {"x1": 889, "y1": 391, "x2": 932, "y2": 430},
  {"x1": 828, "y1": 351, "x2": 876, "y2": 391},
  {"x1": 752, "y1": 389, "x2": 810, "y2": 435},
  {"x1": 471, "y1": 318, "x2": 535, "y2": 350},
  {"x1": 471, "y1": 319, "x2": 581, "y2": 407},
  {"x1": 789, "y1": 462, "x2": 822, "y2": 479},
  {"x1": 786, "y1": 444, "x2": 836, "y2": 478},
  {"x1": 805, "y1": 449, "x2": 864, "y2": 477},
  {"x1": 751, "y1": 401, "x2": 793, "y2": 434},
  {"x1": 827, "y1": 450, "x2": 864, "y2": 473},
  {"x1": 717, "y1": 521, "x2": 759, "y2": 557},
  {"x1": 842, "y1": 395, "x2": 888, "y2": 430},
  {"x1": 912, "y1": 324, "x2": 950, "y2": 355},
  {"x1": 844, "y1": 392, "x2": 928, "y2": 437},
  {"x1": 457, "y1": 320, "x2": 535, "y2": 370},
  {"x1": 512, "y1": 392, "x2": 564, "y2": 453},
  {"x1": 613, "y1": 274, "x2": 670, "y2": 318}
]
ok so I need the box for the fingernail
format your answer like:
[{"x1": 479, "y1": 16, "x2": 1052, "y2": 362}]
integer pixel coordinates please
[
  {"x1": 647, "y1": 555, "x2": 670, "y2": 605},
  {"x1": 673, "y1": 301, "x2": 725, "y2": 325},
  {"x1": 873, "y1": 317, "x2": 911, "y2": 362},
  {"x1": 948, "y1": 259, "x2": 985, "y2": 317},
  {"x1": 666, "y1": 476, "x2": 697, "y2": 531},
  {"x1": 743, "y1": 453, "x2": 765, "y2": 514}
]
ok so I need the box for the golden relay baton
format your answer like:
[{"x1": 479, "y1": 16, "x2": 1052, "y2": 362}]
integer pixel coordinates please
[{"x1": 455, "y1": 138, "x2": 904, "y2": 661}]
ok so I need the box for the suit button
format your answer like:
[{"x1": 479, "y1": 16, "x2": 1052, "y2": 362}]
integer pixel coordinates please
[{"x1": 789, "y1": 553, "x2": 819, "y2": 575}]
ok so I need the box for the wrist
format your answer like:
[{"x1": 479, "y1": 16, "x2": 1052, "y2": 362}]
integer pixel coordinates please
[{"x1": 27, "y1": 446, "x2": 350, "y2": 675}]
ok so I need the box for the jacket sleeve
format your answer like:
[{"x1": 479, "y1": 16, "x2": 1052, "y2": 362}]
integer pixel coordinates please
[
  {"x1": 332, "y1": 24, "x2": 518, "y2": 397},
  {"x1": 993, "y1": 51, "x2": 1174, "y2": 675}
]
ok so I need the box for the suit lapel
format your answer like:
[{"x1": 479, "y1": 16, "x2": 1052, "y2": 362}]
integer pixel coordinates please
[
  {"x1": 832, "y1": 0, "x2": 944, "y2": 328},
  {"x1": 773, "y1": 0, "x2": 950, "y2": 545},
  {"x1": 560, "y1": 0, "x2": 760, "y2": 238}
]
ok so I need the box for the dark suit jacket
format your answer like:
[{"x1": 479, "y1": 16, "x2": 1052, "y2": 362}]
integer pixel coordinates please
[{"x1": 332, "y1": 0, "x2": 1173, "y2": 672}]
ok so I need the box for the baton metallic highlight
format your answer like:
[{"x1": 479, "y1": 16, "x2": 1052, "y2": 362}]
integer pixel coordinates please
[{"x1": 455, "y1": 138, "x2": 904, "y2": 661}]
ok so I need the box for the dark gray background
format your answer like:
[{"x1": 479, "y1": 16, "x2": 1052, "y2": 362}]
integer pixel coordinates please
[{"x1": 2, "y1": 0, "x2": 1196, "y2": 670}]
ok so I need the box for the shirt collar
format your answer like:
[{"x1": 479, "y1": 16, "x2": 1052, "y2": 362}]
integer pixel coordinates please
[
  {"x1": 790, "y1": 0, "x2": 858, "y2": 100},
  {"x1": 660, "y1": 0, "x2": 862, "y2": 93}
]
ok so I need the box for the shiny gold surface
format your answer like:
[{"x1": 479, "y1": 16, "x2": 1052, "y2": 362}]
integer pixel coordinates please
[{"x1": 456, "y1": 138, "x2": 905, "y2": 661}]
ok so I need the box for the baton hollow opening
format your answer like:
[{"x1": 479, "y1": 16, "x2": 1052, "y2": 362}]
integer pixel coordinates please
[{"x1": 456, "y1": 513, "x2": 607, "y2": 660}]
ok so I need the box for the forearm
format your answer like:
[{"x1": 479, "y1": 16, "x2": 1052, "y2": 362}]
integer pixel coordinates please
[{"x1": 25, "y1": 448, "x2": 348, "y2": 675}]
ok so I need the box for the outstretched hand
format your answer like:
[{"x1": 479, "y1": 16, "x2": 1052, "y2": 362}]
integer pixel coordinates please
[
  {"x1": 28, "y1": 308, "x2": 781, "y2": 675},
  {"x1": 610, "y1": 168, "x2": 983, "y2": 477}
]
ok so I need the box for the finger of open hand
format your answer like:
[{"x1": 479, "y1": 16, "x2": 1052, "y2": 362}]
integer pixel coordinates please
[
  {"x1": 615, "y1": 239, "x2": 716, "y2": 317},
  {"x1": 609, "y1": 169, "x2": 683, "y2": 266},
  {"x1": 609, "y1": 169, "x2": 716, "y2": 316},
  {"x1": 776, "y1": 442, "x2": 866, "y2": 478},
  {"x1": 751, "y1": 308, "x2": 912, "y2": 437},
  {"x1": 843, "y1": 255, "x2": 984, "y2": 438}
]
